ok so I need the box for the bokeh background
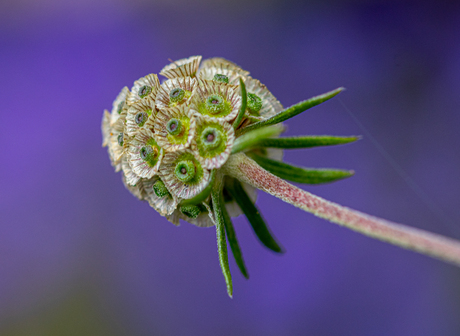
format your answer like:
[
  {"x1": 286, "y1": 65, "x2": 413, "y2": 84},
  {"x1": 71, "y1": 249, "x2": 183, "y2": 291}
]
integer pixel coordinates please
[{"x1": 1, "y1": 0, "x2": 460, "y2": 335}]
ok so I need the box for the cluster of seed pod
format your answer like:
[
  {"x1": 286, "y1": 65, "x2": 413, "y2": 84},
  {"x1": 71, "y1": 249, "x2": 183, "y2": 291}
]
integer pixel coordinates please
[{"x1": 102, "y1": 56, "x2": 284, "y2": 227}]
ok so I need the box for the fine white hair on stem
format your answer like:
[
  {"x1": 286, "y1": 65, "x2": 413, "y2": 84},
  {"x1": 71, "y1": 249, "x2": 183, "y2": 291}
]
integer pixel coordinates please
[{"x1": 222, "y1": 153, "x2": 460, "y2": 267}]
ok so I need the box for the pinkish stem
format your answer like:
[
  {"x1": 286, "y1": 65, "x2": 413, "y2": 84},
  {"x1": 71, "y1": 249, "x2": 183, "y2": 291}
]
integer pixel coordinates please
[{"x1": 222, "y1": 153, "x2": 460, "y2": 267}]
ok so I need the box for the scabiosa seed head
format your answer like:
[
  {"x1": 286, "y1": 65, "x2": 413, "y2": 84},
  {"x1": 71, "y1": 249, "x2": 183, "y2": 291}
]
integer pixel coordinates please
[
  {"x1": 191, "y1": 80, "x2": 241, "y2": 122},
  {"x1": 127, "y1": 74, "x2": 160, "y2": 106},
  {"x1": 125, "y1": 98, "x2": 155, "y2": 137},
  {"x1": 192, "y1": 115, "x2": 234, "y2": 169},
  {"x1": 243, "y1": 76, "x2": 283, "y2": 121},
  {"x1": 156, "y1": 77, "x2": 196, "y2": 109},
  {"x1": 205, "y1": 94, "x2": 226, "y2": 114},
  {"x1": 143, "y1": 176, "x2": 178, "y2": 216},
  {"x1": 162, "y1": 149, "x2": 210, "y2": 199},
  {"x1": 198, "y1": 57, "x2": 249, "y2": 85},
  {"x1": 152, "y1": 105, "x2": 196, "y2": 152},
  {"x1": 128, "y1": 128, "x2": 164, "y2": 179},
  {"x1": 102, "y1": 56, "x2": 366, "y2": 298}
]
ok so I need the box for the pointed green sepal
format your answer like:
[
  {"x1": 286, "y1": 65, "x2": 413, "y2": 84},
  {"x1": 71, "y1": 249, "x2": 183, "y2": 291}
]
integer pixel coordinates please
[
  {"x1": 257, "y1": 135, "x2": 360, "y2": 149},
  {"x1": 221, "y1": 196, "x2": 249, "y2": 279},
  {"x1": 231, "y1": 124, "x2": 284, "y2": 154},
  {"x1": 211, "y1": 187, "x2": 233, "y2": 298},
  {"x1": 236, "y1": 87, "x2": 344, "y2": 136},
  {"x1": 226, "y1": 179, "x2": 283, "y2": 253},
  {"x1": 249, "y1": 154, "x2": 354, "y2": 184},
  {"x1": 232, "y1": 78, "x2": 247, "y2": 130}
]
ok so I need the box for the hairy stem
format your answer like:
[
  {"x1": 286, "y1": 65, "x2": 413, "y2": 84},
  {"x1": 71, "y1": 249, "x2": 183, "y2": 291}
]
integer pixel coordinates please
[{"x1": 222, "y1": 153, "x2": 460, "y2": 267}]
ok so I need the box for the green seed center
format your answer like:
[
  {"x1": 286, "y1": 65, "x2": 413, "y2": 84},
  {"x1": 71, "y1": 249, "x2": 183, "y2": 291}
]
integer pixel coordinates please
[
  {"x1": 135, "y1": 112, "x2": 147, "y2": 126},
  {"x1": 169, "y1": 87, "x2": 185, "y2": 103},
  {"x1": 138, "y1": 85, "x2": 152, "y2": 98},
  {"x1": 166, "y1": 118, "x2": 183, "y2": 136},
  {"x1": 140, "y1": 146, "x2": 158, "y2": 161},
  {"x1": 213, "y1": 74, "x2": 229, "y2": 84},
  {"x1": 175, "y1": 160, "x2": 196, "y2": 183},
  {"x1": 201, "y1": 127, "x2": 222, "y2": 150},
  {"x1": 206, "y1": 94, "x2": 225, "y2": 114}
]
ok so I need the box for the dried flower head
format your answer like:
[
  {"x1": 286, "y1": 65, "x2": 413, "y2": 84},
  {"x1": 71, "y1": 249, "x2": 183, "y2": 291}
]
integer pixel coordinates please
[{"x1": 102, "y1": 56, "x2": 460, "y2": 299}]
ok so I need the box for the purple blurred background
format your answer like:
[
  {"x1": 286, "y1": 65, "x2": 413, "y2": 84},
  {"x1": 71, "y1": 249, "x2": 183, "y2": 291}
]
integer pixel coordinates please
[{"x1": 1, "y1": 0, "x2": 460, "y2": 335}]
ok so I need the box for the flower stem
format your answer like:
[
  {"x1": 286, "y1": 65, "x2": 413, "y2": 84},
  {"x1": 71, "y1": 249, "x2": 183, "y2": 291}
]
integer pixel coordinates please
[{"x1": 222, "y1": 153, "x2": 460, "y2": 267}]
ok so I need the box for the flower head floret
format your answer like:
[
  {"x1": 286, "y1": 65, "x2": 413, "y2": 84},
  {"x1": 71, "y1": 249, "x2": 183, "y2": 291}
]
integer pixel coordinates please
[
  {"x1": 127, "y1": 74, "x2": 160, "y2": 106},
  {"x1": 155, "y1": 77, "x2": 197, "y2": 109},
  {"x1": 125, "y1": 97, "x2": 156, "y2": 137},
  {"x1": 191, "y1": 80, "x2": 241, "y2": 122},
  {"x1": 160, "y1": 56, "x2": 202, "y2": 79}
]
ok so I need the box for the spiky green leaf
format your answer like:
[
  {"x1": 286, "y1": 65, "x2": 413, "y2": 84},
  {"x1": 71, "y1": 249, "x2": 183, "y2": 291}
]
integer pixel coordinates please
[
  {"x1": 257, "y1": 135, "x2": 360, "y2": 149},
  {"x1": 236, "y1": 87, "x2": 344, "y2": 136},
  {"x1": 222, "y1": 197, "x2": 249, "y2": 279},
  {"x1": 226, "y1": 179, "x2": 283, "y2": 253},
  {"x1": 231, "y1": 124, "x2": 284, "y2": 154},
  {"x1": 250, "y1": 154, "x2": 354, "y2": 184},
  {"x1": 211, "y1": 187, "x2": 233, "y2": 298}
]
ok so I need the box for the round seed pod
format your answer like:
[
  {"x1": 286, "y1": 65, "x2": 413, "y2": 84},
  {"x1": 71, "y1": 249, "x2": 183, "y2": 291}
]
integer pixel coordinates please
[
  {"x1": 152, "y1": 105, "x2": 196, "y2": 152},
  {"x1": 161, "y1": 149, "x2": 210, "y2": 199},
  {"x1": 128, "y1": 128, "x2": 164, "y2": 179},
  {"x1": 191, "y1": 114, "x2": 235, "y2": 169},
  {"x1": 125, "y1": 97, "x2": 156, "y2": 137},
  {"x1": 190, "y1": 79, "x2": 241, "y2": 122},
  {"x1": 143, "y1": 176, "x2": 179, "y2": 216},
  {"x1": 127, "y1": 74, "x2": 160, "y2": 106},
  {"x1": 155, "y1": 77, "x2": 197, "y2": 109}
]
